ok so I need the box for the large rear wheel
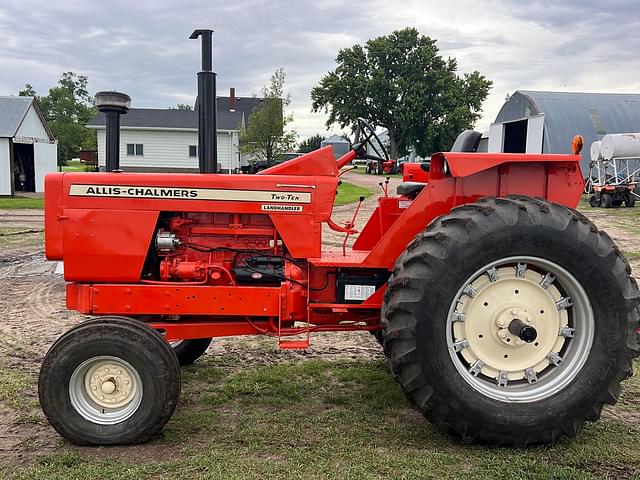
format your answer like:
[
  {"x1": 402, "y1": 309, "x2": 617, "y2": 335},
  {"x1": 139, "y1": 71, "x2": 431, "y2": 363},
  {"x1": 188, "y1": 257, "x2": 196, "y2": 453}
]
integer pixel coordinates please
[
  {"x1": 383, "y1": 196, "x2": 639, "y2": 446},
  {"x1": 39, "y1": 316, "x2": 181, "y2": 445}
]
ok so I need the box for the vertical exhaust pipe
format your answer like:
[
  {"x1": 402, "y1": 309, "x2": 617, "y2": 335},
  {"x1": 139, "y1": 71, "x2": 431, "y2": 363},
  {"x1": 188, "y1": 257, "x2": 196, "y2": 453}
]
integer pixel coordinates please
[
  {"x1": 95, "y1": 91, "x2": 131, "y2": 172},
  {"x1": 190, "y1": 29, "x2": 217, "y2": 174}
]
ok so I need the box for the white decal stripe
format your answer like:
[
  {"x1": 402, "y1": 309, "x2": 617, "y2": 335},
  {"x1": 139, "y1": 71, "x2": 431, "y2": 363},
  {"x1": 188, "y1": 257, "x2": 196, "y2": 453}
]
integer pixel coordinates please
[
  {"x1": 261, "y1": 204, "x2": 303, "y2": 212},
  {"x1": 69, "y1": 184, "x2": 312, "y2": 204}
]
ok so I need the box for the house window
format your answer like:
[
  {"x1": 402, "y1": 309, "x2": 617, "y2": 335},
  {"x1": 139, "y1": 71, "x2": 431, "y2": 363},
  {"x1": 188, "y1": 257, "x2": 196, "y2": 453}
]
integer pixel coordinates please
[
  {"x1": 189, "y1": 145, "x2": 197, "y2": 157},
  {"x1": 127, "y1": 144, "x2": 144, "y2": 156}
]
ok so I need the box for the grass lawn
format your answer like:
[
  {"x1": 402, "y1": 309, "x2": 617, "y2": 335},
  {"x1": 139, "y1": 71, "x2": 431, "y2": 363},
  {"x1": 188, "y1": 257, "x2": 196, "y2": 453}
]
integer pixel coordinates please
[
  {"x1": 61, "y1": 160, "x2": 85, "y2": 172},
  {"x1": 9, "y1": 353, "x2": 640, "y2": 479},
  {"x1": 0, "y1": 196, "x2": 44, "y2": 209},
  {"x1": 578, "y1": 194, "x2": 640, "y2": 236},
  {"x1": 334, "y1": 181, "x2": 373, "y2": 206}
]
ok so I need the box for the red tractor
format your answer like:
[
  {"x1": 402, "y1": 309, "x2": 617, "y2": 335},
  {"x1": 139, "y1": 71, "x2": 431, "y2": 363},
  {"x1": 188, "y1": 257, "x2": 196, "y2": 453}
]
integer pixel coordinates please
[{"x1": 38, "y1": 31, "x2": 639, "y2": 447}]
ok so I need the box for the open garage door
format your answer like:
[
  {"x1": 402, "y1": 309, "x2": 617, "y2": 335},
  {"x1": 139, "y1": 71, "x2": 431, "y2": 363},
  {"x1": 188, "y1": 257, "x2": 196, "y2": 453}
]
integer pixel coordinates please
[
  {"x1": 488, "y1": 115, "x2": 545, "y2": 154},
  {"x1": 525, "y1": 114, "x2": 545, "y2": 153},
  {"x1": 13, "y1": 143, "x2": 35, "y2": 192},
  {"x1": 34, "y1": 142, "x2": 57, "y2": 193}
]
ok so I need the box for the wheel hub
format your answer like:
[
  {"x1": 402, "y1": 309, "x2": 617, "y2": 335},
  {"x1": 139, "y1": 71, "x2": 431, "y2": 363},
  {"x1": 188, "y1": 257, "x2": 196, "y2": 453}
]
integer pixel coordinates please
[
  {"x1": 84, "y1": 360, "x2": 137, "y2": 409},
  {"x1": 494, "y1": 307, "x2": 536, "y2": 346},
  {"x1": 508, "y1": 318, "x2": 537, "y2": 343}
]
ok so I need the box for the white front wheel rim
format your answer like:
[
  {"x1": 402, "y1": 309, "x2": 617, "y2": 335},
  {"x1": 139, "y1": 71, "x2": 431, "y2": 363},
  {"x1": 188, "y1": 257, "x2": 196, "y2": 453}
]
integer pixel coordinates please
[{"x1": 69, "y1": 356, "x2": 143, "y2": 425}]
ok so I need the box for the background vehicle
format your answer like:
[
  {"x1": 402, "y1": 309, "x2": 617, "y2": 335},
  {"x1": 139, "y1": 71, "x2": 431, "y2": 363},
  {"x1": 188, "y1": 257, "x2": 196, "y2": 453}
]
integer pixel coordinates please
[{"x1": 588, "y1": 135, "x2": 640, "y2": 207}]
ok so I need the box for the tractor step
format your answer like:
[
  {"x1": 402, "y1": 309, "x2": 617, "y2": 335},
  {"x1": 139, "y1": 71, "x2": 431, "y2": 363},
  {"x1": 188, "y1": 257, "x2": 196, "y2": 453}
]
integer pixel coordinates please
[{"x1": 278, "y1": 339, "x2": 310, "y2": 350}]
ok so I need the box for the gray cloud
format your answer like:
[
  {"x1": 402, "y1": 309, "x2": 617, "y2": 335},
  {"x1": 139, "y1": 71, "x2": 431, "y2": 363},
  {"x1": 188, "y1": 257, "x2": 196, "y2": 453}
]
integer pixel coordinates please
[{"x1": 0, "y1": 0, "x2": 638, "y2": 138}]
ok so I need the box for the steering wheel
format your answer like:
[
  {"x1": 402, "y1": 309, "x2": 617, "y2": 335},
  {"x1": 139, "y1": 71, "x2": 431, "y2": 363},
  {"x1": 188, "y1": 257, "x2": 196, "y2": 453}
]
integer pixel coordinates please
[{"x1": 353, "y1": 117, "x2": 389, "y2": 162}]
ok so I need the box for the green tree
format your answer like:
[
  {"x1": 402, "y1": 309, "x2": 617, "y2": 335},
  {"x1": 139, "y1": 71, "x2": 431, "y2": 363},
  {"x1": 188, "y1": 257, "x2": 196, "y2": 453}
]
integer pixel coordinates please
[
  {"x1": 311, "y1": 27, "x2": 492, "y2": 158},
  {"x1": 240, "y1": 68, "x2": 297, "y2": 165},
  {"x1": 19, "y1": 72, "x2": 97, "y2": 165},
  {"x1": 170, "y1": 103, "x2": 193, "y2": 110},
  {"x1": 297, "y1": 134, "x2": 325, "y2": 153},
  {"x1": 18, "y1": 84, "x2": 36, "y2": 97}
]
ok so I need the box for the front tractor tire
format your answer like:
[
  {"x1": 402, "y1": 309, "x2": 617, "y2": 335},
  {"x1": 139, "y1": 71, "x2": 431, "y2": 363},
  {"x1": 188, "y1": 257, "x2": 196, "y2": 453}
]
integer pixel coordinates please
[
  {"x1": 39, "y1": 316, "x2": 181, "y2": 445},
  {"x1": 383, "y1": 196, "x2": 639, "y2": 446}
]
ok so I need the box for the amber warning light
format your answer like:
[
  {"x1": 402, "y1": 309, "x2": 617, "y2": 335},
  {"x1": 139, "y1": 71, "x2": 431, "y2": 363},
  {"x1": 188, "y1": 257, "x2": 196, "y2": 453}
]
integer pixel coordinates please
[{"x1": 572, "y1": 135, "x2": 584, "y2": 154}]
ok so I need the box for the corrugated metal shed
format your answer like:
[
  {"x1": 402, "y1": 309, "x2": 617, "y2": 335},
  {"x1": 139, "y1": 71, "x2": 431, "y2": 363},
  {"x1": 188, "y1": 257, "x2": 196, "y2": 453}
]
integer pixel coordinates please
[
  {"x1": 0, "y1": 96, "x2": 54, "y2": 139},
  {"x1": 0, "y1": 97, "x2": 33, "y2": 137},
  {"x1": 495, "y1": 91, "x2": 640, "y2": 157},
  {"x1": 321, "y1": 134, "x2": 350, "y2": 158}
]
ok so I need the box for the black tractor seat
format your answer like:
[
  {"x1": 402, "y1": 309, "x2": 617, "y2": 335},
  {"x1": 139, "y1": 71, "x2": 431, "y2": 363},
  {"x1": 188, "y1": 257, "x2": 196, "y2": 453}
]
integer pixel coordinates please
[{"x1": 396, "y1": 182, "x2": 427, "y2": 199}]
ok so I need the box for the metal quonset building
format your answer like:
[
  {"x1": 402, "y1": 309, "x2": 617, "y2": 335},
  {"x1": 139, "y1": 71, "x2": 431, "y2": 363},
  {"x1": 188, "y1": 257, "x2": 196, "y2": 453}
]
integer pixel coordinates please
[
  {"x1": 320, "y1": 134, "x2": 350, "y2": 158},
  {"x1": 0, "y1": 96, "x2": 57, "y2": 196},
  {"x1": 489, "y1": 91, "x2": 640, "y2": 173}
]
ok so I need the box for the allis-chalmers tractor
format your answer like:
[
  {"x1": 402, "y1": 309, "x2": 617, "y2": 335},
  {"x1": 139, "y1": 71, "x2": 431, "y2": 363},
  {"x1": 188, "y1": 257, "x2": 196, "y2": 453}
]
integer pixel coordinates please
[{"x1": 39, "y1": 31, "x2": 639, "y2": 448}]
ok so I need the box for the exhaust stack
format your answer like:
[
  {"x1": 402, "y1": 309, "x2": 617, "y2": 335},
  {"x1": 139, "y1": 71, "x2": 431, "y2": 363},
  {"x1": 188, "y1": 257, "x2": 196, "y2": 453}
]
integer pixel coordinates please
[
  {"x1": 95, "y1": 91, "x2": 131, "y2": 172},
  {"x1": 190, "y1": 29, "x2": 217, "y2": 174}
]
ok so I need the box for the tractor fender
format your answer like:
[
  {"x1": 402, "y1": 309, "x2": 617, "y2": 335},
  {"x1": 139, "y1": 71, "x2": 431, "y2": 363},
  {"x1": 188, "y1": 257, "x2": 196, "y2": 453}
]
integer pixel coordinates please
[{"x1": 433, "y1": 152, "x2": 583, "y2": 179}]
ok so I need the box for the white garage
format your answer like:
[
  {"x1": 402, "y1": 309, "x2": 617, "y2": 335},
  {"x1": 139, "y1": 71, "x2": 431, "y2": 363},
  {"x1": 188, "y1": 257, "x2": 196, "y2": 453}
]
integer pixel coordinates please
[{"x1": 0, "y1": 96, "x2": 57, "y2": 196}]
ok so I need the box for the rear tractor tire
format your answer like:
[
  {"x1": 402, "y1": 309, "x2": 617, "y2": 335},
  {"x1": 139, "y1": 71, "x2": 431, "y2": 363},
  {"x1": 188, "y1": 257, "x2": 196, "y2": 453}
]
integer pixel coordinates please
[
  {"x1": 588, "y1": 195, "x2": 600, "y2": 208},
  {"x1": 383, "y1": 196, "x2": 639, "y2": 446},
  {"x1": 170, "y1": 338, "x2": 212, "y2": 366},
  {"x1": 39, "y1": 316, "x2": 181, "y2": 445},
  {"x1": 601, "y1": 193, "x2": 613, "y2": 208}
]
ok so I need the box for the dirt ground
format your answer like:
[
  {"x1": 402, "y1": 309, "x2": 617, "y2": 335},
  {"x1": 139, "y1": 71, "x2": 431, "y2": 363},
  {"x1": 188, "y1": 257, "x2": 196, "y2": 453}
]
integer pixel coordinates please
[{"x1": 0, "y1": 174, "x2": 639, "y2": 469}]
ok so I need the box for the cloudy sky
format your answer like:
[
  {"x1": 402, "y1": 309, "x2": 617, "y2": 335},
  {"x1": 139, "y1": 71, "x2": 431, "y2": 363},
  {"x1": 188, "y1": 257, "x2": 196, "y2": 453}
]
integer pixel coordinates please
[{"x1": 0, "y1": 0, "x2": 638, "y2": 139}]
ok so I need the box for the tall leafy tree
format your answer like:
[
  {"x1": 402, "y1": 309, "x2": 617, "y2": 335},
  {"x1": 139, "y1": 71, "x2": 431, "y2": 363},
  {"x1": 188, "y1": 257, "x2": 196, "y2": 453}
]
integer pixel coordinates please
[
  {"x1": 19, "y1": 72, "x2": 97, "y2": 165},
  {"x1": 240, "y1": 68, "x2": 297, "y2": 165},
  {"x1": 170, "y1": 103, "x2": 193, "y2": 110},
  {"x1": 311, "y1": 28, "x2": 492, "y2": 158},
  {"x1": 297, "y1": 134, "x2": 325, "y2": 153}
]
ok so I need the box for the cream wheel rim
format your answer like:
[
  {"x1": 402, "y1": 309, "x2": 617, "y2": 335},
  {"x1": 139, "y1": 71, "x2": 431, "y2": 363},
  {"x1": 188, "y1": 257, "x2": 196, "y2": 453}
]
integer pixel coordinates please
[
  {"x1": 446, "y1": 256, "x2": 594, "y2": 403},
  {"x1": 69, "y1": 356, "x2": 143, "y2": 425}
]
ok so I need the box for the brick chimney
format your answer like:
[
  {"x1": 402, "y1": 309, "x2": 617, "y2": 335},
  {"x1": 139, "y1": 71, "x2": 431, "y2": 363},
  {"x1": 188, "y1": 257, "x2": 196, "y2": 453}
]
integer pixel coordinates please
[{"x1": 229, "y1": 87, "x2": 237, "y2": 112}]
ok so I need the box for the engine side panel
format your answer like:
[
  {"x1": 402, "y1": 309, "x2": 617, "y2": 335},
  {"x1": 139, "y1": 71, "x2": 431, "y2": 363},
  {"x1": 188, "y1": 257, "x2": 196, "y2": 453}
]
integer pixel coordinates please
[{"x1": 62, "y1": 209, "x2": 159, "y2": 282}]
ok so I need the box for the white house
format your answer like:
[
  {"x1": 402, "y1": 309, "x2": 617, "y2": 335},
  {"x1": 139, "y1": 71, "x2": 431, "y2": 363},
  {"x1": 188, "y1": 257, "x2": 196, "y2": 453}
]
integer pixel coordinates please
[
  {"x1": 87, "y1": 91, "x2": 266, "y2": 173},
  {"x1": 0, "y1": 96, "x2": 57, "y2": 196}
]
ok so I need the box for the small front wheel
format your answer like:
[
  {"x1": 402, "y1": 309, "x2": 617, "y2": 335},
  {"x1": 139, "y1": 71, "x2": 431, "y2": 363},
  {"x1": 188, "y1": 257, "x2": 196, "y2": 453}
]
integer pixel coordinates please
[{"x1": 39, "y1": 316, "x2": 181, "y2": 445}]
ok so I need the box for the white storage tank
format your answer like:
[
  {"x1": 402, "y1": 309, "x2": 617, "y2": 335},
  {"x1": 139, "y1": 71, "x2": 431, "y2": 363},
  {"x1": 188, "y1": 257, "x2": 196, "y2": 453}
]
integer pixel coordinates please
[
  {"x1": 590, "y1": 141, "x2": 602, "y2": 162},
  {"x1": 600, "y1": 133, "x2": 640, "y2": 160}
]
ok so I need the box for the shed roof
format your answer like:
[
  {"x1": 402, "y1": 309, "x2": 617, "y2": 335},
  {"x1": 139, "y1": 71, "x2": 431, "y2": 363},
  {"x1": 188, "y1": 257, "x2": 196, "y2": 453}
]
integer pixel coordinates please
[
  {"x1": 321, "y1": 134, "x2": 349, "y2": 145},
  {"x1": 0, "y1": 96, "x2": 54, "y2": 139},
  {"x1": 495, "y1": 90, "x2": 640, "y2": 155},
  {"x1": 87, "y1": 108, "x2": 245, "y2": 131}
]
